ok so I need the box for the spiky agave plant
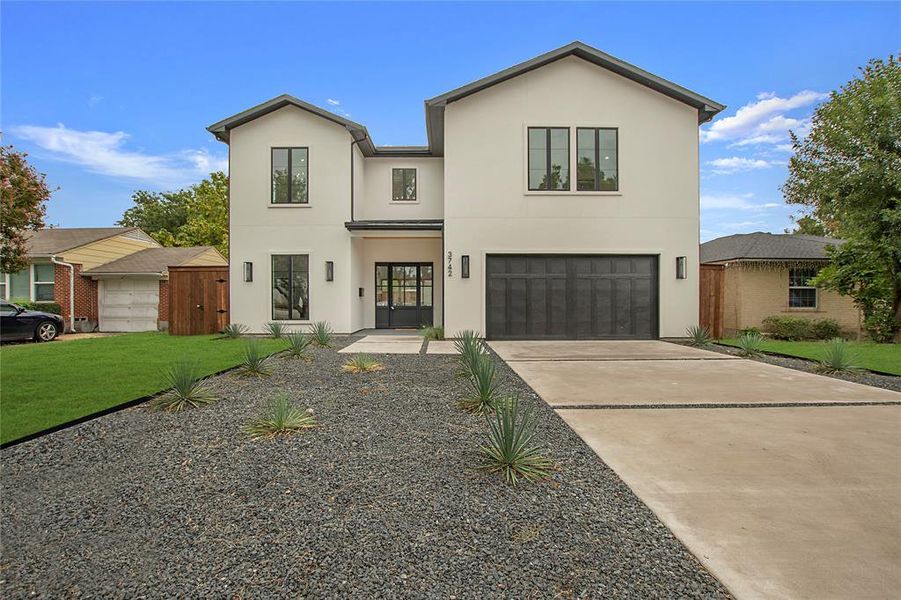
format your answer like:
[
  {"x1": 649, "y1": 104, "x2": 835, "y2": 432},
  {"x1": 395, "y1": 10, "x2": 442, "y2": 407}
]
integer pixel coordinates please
[
  {"x1": 817, "y1": 338, "x2": 857, "y2": 373},
  {"x1": 265, "y1": 321, "x2": 287, "y2": 339},
  {"x1": 736, "y1": 331, "x2": 765, "y2": 357},
  {"x1": 460, "y1": 353, "x2": 503, "y2": 414},
  {"x1": 238, "y1": 340, "x2": 273, "y2": 377},
  {"x1": 310, "y1": 321, "x2": 334, "y2": 347},
  {"x1": 285, "y1": 331, "x2": 313, "y2": 359},
  {"x1": 454, "y1": 330, "x2": 485, "y2": 378},
  {"x1": 478, "y1": 395, "x2": 553, "y2": 486},
  {"x1": 220, "y1": 323, "x2": 248, "y2": 339},
  {"x1": 341, "y1": 353, "x2": 384, "y2": 373},
  {"x1": 151, "y1": 361, "x2": 218, "y2": 412},
  {"x1": 685, "y1": 325, "x2": 712, "y2": 347},
  {"x1": 243, "y1": 394, "x2": 317, "y2": 439}
]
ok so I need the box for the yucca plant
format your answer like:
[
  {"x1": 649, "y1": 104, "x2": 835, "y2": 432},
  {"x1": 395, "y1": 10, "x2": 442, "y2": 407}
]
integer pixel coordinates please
[
  {"x1": 460, "y1": 353, "x2": 503, "y2": 414},
  {"x1": 265, "y1": 321, "x2": 287, "y2": 339},
  {"x1": 817, "y1": 338, "x2": 857, "y2": 373},
  {"x1": 685, "y1": 325, "x2": 712, "y2": 347},
  {"x1": 341, "y1": 353, "x2": 384, "y2": 373},
  {"x1": 237, "y1": 340, "x2": 272, "y2": 377},
  {"x1": 736, "y1": 331, "x2": 765, "y2": 357},
  {"x1": 310, "y1": 321, "x2": 333, "y2": 347},
  {"x1": 285, "y1": 331, "x2": 313, "y2": 359},
  {"x1": 454, "y1": 330, "x2": 485, "y2": 378},
  {"x1": 478, "y1": 395, "x2": 553, "y2": 486},
  {"x1": 243, "y1": 394, "x2": 317, "y2": 439},
  {"x1": 151, "y1": 361, "x2": 218, "y2": 412},
  {"x1": 220, "y1": 323, "x2": 248, "y2": 339},
  {"x1": 420, "y1": 325, "x2": 445, "y2": 341}
]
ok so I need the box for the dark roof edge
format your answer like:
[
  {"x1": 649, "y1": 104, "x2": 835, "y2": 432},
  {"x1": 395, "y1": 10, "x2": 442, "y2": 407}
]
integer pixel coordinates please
[
  {"x1": 701, "y1": 257, "x2": 832, "y2": 265},
  {"x1": 344, "y1": 219, "x2": 444, "y2": 231}
]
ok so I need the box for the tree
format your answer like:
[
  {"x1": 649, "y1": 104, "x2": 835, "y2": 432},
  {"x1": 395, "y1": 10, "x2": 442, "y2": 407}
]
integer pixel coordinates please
[
  {"x1": 0, "y1": 146, "x2": 52, "y2": 273},
  {"x1": 784, "y1": 214, "x2": 829, "y2": 236},
  {"x1": 119, "y1": 172, "x2": 228, "y2": 256},
  {"x1": 782, "y1": 56, "x2": 901, "y2": 342}
]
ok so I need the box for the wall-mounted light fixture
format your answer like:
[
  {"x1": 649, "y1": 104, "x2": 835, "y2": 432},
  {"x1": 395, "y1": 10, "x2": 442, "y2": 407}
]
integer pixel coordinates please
[
  {"x1": 676, "y1": 256, "x2": 687, "y2": 280},
  {"x1": 243, "y1": 262, "x2": 253, "y2": 282},
  {"x1": 325, "y1": 261, "x2": 334, "y2": 282},
  {"x1": 461, "y1": 255, "x2": 470, "y2": 279},
  {"x1": 359, "y1": 287, "x2": 364, "y2": 297}
]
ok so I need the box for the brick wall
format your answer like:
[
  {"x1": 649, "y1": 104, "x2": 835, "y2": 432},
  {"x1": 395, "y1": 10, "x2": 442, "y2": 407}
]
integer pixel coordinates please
[
  {"x1": 53, "y1": 263, "x2": 98, "y2": 330},
  {"x1": 158, "y1": 279, "x2": 170, "y2": 330}
]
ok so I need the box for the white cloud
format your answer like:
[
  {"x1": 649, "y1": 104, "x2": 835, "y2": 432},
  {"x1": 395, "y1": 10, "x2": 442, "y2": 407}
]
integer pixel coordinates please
[
  {"x1": 88, "y1": 94, "x2": 103, "y2": 107},
  {"x1": 326, "y1": 98, "x2": 340, "y2": 106},
  {"x1": 701, "y1": 90, "x2": 827, "y2": 146},
  {"x1": 10, "y1": 123, "x2": 227, "y2": 187},
  {"x1": 706, "y1": 156, "x2": 773, "y2": 175},
  {"x1": 701, "y1": 192, "x2": 781, "y2": 211}
]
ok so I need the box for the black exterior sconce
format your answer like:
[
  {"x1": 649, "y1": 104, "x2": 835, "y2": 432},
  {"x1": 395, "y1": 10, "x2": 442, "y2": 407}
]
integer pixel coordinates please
[
  {"x1": 676, "y1": 256, "x2": 687, "y2": 279},
  {"x1": 461, "y1": 255, "x2": 470, "y2": 279},
  {"x1": 243, "y1": 262, "x2": 253, "y2": 282},
  {"x1": 359, "y1": 287, "x2": 364, "y2": 297},
  {"x1": 325, "y1": 261, "x2": 334, "y2": 282}
]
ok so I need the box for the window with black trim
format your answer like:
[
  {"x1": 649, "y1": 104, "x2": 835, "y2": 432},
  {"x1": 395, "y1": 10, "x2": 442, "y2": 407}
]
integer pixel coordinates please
[
  {"x1": 528, "y1": 127, "x2": 570, "y2": 191},
  {"x1": 392, "y1": 168, "x2": 417, "y2": 201},
  {"x1": 271, "y1": 147, "x2": 309, "y2": 204},
  {"x1": 272, "y1": 255, "x2": 309, "y2": 320},
  {"x1": 788, "y1": 267, "x2": 818, "y2": 308},
  {"x1": 577, "y1": 128, "x2": 618, "y2": 191}
]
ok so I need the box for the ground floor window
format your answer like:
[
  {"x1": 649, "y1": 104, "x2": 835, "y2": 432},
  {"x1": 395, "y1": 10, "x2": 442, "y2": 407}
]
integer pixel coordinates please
[
  {"x1": 272, "y1": 255, "x2": 309, "y2": 320},
  {"x1": 33, "y1": 264, "x2": 55, "y2": 301},
  {"x1": 0, "y1": 264, "x2": 55, "y2": 302},
  {"x1": 788, "y1": 267, "x2": 818, "y2": 308}
]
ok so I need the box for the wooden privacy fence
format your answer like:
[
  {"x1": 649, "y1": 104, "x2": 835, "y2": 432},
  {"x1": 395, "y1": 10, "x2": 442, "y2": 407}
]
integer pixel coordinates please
[
  {"x1": 168, "y1": 266, "x2": 229, "y2": 336},
  {"x1": 699, "y1": 264, "x2": 724, "y2": 339}
]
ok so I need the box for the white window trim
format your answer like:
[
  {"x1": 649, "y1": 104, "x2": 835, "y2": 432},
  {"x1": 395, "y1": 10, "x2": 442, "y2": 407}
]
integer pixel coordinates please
[
  {"x1": 522, "y1": 123, "x2": 623, "y2": 197},
  {"x1": 1, "y1": 264, "x2": 55, "y2": 302},
  {"x1": 0, "y1": 273, "x2": 7, "y2": 301},
  {"x1": 788, "y1": 268, "x2": 818, "y2": 309},
  {"x1": 390, "y1": 167, "x2": 420, "y2": 204},
  {"x1": 268, "y1": 251, "x2": 313, "y2": 324}
]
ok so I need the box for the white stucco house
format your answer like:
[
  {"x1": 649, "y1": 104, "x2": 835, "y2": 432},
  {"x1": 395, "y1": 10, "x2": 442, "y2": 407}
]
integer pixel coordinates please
[{"x1": 208, "y1": 41, "x2": 723, "y2": 339}]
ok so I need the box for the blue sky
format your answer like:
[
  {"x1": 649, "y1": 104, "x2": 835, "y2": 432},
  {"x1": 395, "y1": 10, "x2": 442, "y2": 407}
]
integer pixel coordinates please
[{"x1": 3, "y1": 1, "x2": 898, "y2": 241}]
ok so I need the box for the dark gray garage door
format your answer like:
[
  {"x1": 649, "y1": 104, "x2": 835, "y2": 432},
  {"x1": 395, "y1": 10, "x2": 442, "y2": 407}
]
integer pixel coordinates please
[{"x1": 486, "y1": 255, "x2": 658, "y2": 340}]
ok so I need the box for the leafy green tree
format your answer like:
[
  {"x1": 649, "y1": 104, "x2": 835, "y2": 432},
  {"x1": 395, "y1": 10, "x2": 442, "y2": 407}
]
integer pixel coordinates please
[
  {"x1": 782, "y1": 56, "x2": 901, "y2": 341},
  {"x1": 119, "y1": 172, "x2": 228, "y2": 256},
  {"x1": 784, "y1": 214, "x2": 829, "y2": 236},
  {"x1": 0, "y1": 146, "x2": 52, "y2": 273}
]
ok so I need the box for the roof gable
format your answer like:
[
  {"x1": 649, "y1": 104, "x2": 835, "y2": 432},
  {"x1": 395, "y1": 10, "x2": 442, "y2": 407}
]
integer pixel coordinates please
[
  {"x1": 82, "y1": 246, "x2": 225, "y2": 275},
  {"x1": 25, "y1": 227, "x2": 154, "y2": 256}
]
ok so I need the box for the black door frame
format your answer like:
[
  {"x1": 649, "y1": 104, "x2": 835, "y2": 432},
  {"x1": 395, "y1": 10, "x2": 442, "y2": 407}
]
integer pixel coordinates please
[{"x1": 375, "y1": 262, "x2": 434, "y2": 329}]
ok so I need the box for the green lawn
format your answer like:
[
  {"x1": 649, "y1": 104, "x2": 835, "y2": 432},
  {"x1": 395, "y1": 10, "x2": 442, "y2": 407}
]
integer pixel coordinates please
[
  {"x1": 718, "y1": 338, "x2": 901, "y2": 375},
  {"x1": 1, "y1": 332, "x2": 287, "y2": 445}
]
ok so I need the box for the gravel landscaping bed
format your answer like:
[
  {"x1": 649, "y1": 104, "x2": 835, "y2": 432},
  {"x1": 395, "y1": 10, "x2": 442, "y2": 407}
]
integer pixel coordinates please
[
  {"x1": 1, "y1": 338, "x2": 729, "y2": 598},
  {"x1": 674, "y1": 341, "x2": 901, "y2": 393}
]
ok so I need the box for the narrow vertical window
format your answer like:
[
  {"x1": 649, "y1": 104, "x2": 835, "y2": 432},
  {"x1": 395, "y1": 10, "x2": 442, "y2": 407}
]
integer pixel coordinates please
[
  {"x1": 576, "y1": 128, "x2": 618, "y2": 191},
  {"x1": 392, "y1": 168, "x2": 417, "y2": 201},
  {"x1": 272, "y1": 255, "x2": 310, "y2": 320},
  {"x1": 32, "y1": 264, "x2": 55, "y2": 301},
  {"x1": 271, "y1": 147, "x2": 309, "y2": 204},
  {"x1": 528, "y1": 127, "x2": 570, "y2": 191},
  {"x1": 788, "y1": 267, "x2": 818, "y2": 308}
]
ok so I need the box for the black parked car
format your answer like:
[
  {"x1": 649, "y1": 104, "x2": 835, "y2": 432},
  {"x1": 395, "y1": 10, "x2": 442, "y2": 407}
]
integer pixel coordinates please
[{"x1": 0, "y1": 300, "x2": 64, "y2": 342}]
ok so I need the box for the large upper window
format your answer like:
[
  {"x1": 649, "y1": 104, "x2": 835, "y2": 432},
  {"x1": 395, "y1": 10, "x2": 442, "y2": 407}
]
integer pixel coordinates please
[
  {"x1": 528, "y1": 127, "x2": 570, "y2": 191},
  {"x1": 788, "y1": 267, "x2": 818, "y2": 308},
  {"x1": 271, "y1": 148, "x2": 308, "y2": 204},
  {"x1": 392, "y1": 168, "x2": 417, "y2": 201},
  {"x1": 272, "y1": 255, "x2": 309, "y2": 320},
  {"x1": 577, "y1": 128, "x2": 618, "y2": 191}
]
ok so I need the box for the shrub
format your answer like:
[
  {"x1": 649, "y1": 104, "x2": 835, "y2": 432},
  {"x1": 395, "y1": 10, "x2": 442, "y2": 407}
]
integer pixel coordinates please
[
  {"x1": 342, "y1": 353, "x2": 383, "y2": 373},
  {"x1": 420, "y1": 325, "x2": 445, "y2": 341},
  {"x1": 454, "y1": 330, "x2": 485, "y2": 378},
  {"x1": 286, "y1": 332, "x2": 312, "y2": 359},
  {"x1": 460, "y1": 353, "x2": 503, "y2": 414},
  {"x1": 220, "y1": 323, "x2": 248, "y2": 339},
  {"x1": 685, "y1": 325, "x2": 712, "y2": 346},
  {"x1": 863, "y1": 298, "x2": 897, "y2": 343},
  {"x1": 817, "y1": 338, "x2": 858, "y2": 373},
  {"x1": 736, "y1": 331, "x2": 766, "y2": 357},
  {"x1": 265, "y1": 321, "x2": 287, "y2": 339},
  {"x1": 237, "y1": 340, "x2": 272, "y2": 377},
  {"x1": 812, "y1": 319, "x2": 842, "y2": 340},
  {"x1": 151, "y1": 361, "x2": 217, "y2": 412},
  {"x1": 9, "y1": 298, "x2": 62, "y2": 315},
  {"x1": 478, "y1": 395, "x2": 553, "y2": 486},
  {"x1": 762, "y1": 315, "x2": 844, "y2": 341},
  {"x1": 738, "y1": 327, "x2": 762, "y2": 337},
  {"x1": 243, "y1": 394, "x2": 317, "y2": 439},
  {"x1": 310, "y1": 321, "x2": 333, "y2": 347}
]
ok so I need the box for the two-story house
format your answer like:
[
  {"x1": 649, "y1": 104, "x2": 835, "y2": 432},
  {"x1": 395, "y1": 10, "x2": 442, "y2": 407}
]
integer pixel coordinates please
[{"x1": 208, "y1": 42, "x2": 723, "y2": 339}]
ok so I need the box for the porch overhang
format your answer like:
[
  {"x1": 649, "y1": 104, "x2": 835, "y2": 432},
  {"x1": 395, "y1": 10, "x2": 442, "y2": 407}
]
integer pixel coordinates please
[{"x1": 344, "y1": 219, "x2": 444, "y2": 232}]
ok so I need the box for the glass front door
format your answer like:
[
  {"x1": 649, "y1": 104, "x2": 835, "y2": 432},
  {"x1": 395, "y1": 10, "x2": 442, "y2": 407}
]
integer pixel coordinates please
[{"x1": 375, "y1": 263, "x2": 433, "y2": 328}]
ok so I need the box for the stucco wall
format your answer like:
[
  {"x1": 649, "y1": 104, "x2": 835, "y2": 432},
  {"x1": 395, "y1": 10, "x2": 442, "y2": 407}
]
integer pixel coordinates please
[
  {"x1": 357, "y1": 158, "x2": 444, "y2": 221},
  {"x1": 442, "y1": 56, "x2": 700, "y2": 336}
]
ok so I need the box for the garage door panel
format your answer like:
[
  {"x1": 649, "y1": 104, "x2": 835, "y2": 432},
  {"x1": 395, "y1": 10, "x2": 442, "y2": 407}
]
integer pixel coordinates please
[{"x1": 99, "y1": 278, "x2": 159, "y2": 332}]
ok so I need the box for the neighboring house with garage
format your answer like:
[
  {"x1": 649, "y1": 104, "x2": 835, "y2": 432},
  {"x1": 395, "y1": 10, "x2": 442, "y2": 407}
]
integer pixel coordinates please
[
  {"x1": 700, "y1": 232, "x2": 862, "y2": 337},
  {"x1": 209, "y1": 41, "x2": 723, "y2": 339},
  {"x1": 1, "y1": 227, "x2": 226, "y2": 333}
]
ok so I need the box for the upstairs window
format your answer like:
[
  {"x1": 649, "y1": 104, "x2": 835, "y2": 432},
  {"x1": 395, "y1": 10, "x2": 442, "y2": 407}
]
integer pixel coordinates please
[
  {"x1": 271, "y1": 147, "x2": 308, "y2": 204},
  {"x1": 392, "y1": 168, "x2": 417, "y2": 201},
  {"x1": 577, "y1": 128, "x2": 618, "y2": 191},
  {"x1": 788, "y1": 267, "x2": 818, "y2": 308},
  {"x1": 528, "y1": 127, "x2": 570, "y2": 191}
]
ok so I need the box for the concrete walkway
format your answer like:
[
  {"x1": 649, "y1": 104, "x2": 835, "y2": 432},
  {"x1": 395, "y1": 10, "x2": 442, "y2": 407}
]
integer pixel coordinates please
[
  {"x1": 339, "y1": 334, "x2": 424, "y2": 354},
  {"x1": 491, "y1": 340, "x2": 901, "y2": 600}
]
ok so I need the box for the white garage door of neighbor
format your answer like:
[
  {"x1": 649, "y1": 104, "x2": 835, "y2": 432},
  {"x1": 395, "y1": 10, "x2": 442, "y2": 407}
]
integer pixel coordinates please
[{"x1": 99, "y1": 278, "x2": 160, "y2": 332}]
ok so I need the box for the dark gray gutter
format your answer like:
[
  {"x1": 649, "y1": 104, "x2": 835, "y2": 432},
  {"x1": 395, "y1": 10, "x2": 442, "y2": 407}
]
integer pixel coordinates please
[{"x1": 344, "y1": 219, "x2": 444, "y2": 231}]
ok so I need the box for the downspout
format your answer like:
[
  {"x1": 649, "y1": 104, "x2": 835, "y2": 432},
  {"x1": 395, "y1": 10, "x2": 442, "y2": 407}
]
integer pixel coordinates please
[
  {"x1": 50, "y1": 255, "x2": 75, "y2": 333},
  {"x1": 350, "y1": 137, "x2": 364, "y2": 222}
]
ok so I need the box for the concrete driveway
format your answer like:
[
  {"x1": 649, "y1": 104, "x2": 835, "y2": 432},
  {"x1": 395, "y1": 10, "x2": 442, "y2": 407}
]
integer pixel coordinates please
[{"x1": 490, "y1": 340, "x2": 901, "y2": 600}]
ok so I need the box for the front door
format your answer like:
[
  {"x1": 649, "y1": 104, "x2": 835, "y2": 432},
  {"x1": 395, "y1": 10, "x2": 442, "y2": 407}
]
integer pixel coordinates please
[{"x1": 375, "y1": 263, "x2": 434, "y2": 329}]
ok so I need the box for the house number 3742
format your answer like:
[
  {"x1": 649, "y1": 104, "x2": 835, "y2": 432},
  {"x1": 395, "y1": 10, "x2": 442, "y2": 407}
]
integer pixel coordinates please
[{"x1": 447, "y1": 251, "x2": 453, "y2": 277}]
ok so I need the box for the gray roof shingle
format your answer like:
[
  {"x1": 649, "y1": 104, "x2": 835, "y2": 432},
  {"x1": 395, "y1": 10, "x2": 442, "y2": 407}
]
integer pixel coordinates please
[
  {"x1": 82, "y1": 247, "x2": 224, "y2": 275},
  {"x1": 25, "y1": 227, "x2": 143, "y2": 256},
  {"x1": 700, "y1": 232, "x2": 843, "y2": 264}
]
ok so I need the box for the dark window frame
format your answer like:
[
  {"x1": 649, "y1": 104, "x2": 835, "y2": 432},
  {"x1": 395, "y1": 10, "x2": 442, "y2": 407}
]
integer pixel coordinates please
[
  {"x1": 527, "y1": 127, "x2": 571, "y2": 192},
  {"x1": 576, "y1": 127, "x2": 619, "y2": 192},
  {"x1": 391, "y1": 168, "x2": 417, "y2": 202},
  {"x1": 788, "y1": 266, "x2": 818, "y2": 308},
  {"x1": 271, "y1": 147, "x2": 309, "y2": 205},
  {"x1": 271, "y1": 254, "x2": 310, "y2": 321}
]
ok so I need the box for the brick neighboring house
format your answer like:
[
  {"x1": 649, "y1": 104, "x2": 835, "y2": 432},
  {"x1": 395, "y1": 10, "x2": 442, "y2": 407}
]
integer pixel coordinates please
[
  {"x1": 700, "y1": 232, "x2": 863, "y2": 337},
  {"x1": 2, "y1": 227, "x2": 226, "y2": 333}
]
